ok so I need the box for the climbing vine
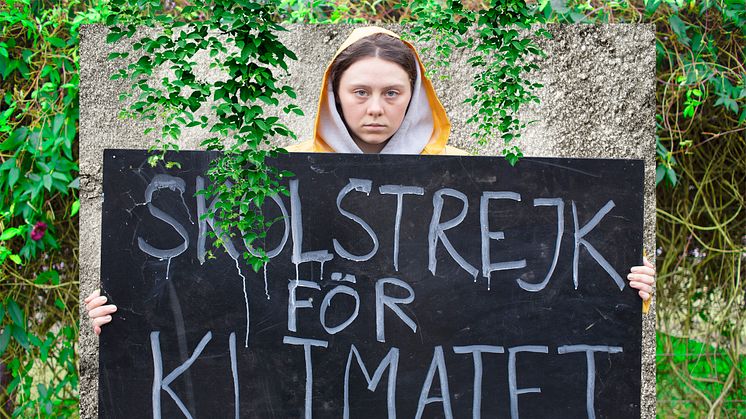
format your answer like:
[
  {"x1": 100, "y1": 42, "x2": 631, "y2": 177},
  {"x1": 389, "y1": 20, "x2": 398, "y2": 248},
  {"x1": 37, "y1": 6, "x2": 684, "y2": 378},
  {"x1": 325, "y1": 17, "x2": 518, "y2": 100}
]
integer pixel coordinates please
[
  {"x1": 106, "y1": 0, "x2": 303, "y2": 270},
  {"x1": 402, "y1": 0, "x2": 549, "y2": 164}
]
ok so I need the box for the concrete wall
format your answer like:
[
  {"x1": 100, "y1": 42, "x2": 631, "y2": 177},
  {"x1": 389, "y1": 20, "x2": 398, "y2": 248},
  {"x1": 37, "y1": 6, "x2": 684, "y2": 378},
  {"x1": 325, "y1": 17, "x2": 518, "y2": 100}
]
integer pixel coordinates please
[{"x1": 79, "y1": 23, "x2": 656, "y2": 418}]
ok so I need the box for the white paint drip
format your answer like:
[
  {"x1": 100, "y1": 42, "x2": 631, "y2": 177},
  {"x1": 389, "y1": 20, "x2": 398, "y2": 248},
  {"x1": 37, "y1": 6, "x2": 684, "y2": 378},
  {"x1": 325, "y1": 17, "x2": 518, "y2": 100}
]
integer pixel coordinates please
[
  {"x1": 233, "y1": 257, "x2": 250, "y2": 348},
  {"x1": 178, "y1": 190, "x2": 194, "y2": 225},
  {"x1": 263, "y1": 263, "x2": 270, "y2": 300}
]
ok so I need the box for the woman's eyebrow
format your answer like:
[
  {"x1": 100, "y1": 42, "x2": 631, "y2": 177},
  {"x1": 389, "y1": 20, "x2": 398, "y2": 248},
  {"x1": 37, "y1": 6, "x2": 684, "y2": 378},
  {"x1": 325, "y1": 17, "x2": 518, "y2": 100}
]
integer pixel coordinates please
[{"x1": 348, "y1": 83, "x2": 408, "y2": 90}]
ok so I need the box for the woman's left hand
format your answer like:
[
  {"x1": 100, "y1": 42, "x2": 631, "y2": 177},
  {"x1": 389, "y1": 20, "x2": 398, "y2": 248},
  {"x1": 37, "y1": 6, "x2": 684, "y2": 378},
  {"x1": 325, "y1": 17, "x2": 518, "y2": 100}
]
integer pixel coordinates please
[{"x1": 627, "y1": 257, "x2": 656, "y2": 301}]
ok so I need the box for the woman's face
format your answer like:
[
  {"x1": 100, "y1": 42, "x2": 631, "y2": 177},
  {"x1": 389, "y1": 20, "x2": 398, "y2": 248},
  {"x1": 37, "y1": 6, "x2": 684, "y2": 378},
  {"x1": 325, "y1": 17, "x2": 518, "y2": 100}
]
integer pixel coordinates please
[{"x1": 337, "y1": 57, "x2": 413, "y2": 153}]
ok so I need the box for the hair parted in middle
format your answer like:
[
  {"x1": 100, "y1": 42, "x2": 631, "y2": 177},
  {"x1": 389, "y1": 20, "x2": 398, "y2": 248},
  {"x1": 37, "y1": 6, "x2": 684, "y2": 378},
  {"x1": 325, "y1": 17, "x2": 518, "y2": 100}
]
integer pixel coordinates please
[{"x1": 329, "y1": 33, "x2": 418, "y2": 100}]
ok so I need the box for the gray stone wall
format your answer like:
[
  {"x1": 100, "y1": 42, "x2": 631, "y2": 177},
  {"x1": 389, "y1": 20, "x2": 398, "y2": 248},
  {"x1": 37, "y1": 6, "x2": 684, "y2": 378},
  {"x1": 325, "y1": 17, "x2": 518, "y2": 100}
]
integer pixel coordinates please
[{"x1": 79, "y1": 23, "x2": 656, "y2": 418}]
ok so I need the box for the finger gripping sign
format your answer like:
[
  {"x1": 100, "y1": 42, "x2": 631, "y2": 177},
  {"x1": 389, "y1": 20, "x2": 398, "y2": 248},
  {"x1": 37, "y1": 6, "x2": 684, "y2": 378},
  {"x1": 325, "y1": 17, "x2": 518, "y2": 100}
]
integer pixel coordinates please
[{"x1": 99, "y1": 150, "x2": 644, "y2": 419}]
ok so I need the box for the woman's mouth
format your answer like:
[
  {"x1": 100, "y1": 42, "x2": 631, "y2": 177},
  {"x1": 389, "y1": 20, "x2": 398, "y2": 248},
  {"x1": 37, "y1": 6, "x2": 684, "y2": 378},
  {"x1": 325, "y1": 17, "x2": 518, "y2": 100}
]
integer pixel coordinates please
[{"x1": 363, "y1": 124, "x2": 386, "y2": 130}]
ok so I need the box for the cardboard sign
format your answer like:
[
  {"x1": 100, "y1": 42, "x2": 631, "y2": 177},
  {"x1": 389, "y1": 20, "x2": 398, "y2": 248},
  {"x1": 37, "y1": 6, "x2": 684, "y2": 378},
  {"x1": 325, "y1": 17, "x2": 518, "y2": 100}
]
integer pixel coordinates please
[{"x1": 99, "y1": 150, "x2": 643, "y2": 418}]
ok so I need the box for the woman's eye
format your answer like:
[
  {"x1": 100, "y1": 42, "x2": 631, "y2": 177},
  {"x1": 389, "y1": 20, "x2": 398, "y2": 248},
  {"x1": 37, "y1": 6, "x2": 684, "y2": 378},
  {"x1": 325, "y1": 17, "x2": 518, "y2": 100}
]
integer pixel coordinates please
[
  {"x1": 385, "y1": 90, "x2": 399, "y2": 97},
  {"x1": 354, "y1": 90, "x2": 368, "y2": 97}
]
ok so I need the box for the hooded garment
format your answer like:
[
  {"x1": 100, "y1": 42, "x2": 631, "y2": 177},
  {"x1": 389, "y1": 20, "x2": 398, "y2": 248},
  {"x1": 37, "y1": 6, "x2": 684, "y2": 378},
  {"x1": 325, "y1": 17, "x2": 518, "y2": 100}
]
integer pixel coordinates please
[{"x1": 286, "y1": 26, "x2": 467, "y2": 156}]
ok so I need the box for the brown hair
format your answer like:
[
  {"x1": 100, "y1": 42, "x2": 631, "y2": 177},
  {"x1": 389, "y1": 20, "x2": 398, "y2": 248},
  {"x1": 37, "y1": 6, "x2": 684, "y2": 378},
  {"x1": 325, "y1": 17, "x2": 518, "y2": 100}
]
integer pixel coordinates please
[{"x1": 329, "y1": 33, "x2": 418, "y2": 99}]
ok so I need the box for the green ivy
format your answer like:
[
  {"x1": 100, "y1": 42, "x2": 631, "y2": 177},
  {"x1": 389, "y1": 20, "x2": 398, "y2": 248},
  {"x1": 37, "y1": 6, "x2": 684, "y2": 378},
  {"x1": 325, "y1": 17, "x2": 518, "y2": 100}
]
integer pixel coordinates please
[
  {"x1": 0, "y1": 0, "x2": 89, "y2": 263},
  {"x1": 401, "y1": 0, "x2": 549, "y2": 165},
  {"x1": 0, "y1": 0, "x2": 109, "y2": 415},
  {"x1": 0, "y1": 297, "x2": 78, "y2": 418},
  {"x1": 106, "y1": 0, "x2": 304, "y2": 271}
]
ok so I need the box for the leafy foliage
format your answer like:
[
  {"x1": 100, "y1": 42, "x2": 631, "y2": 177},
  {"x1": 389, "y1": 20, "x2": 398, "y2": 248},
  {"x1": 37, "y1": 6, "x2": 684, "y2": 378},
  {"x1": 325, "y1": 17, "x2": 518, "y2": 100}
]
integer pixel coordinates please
[
  {"x1": 0, "y1": 0, "x2": 84, "y2": 263},
  {"x1": 402, "y1": 0, "x2": 549, "y2": 164},
  {"x1": 0, "y1": 296, "x2": 78, "y2": 418},
  {"x1": 0, "y1": 0, "x2": 108, "y2": 416},
  {"x1": 654, "y1": 133, "x2": 744, "y2": 417},
  {"x1": 105, "y1": 0, "x2": 306, "y2": 271}
]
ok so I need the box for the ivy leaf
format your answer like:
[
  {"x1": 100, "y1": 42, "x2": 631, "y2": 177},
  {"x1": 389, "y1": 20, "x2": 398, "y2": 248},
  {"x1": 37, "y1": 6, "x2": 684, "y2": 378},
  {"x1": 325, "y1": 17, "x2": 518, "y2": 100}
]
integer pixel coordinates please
[
  {"x1": 7, "y1": 299, "x2": 24, "y2": 327},
  {"x1": 52, "y1": 113, "x2": 65, "y2": 136},
  {"x1": 12, "y1": 326, "x2": 29, "y2": 350},
  {"x1": 8, "y1": 167, "x2": 19, "y2": 188},
  {"x1": 1, "y1": 59, "x2": 17, "y2": 79},
  {"x1": 250, "y1": 257, "x2": 264, "y2": 272},
  {"x1": 48, "y1": 37, "x2": 66, "y2": 48},
  {"x1": 714, "y1": 95, "x2": 739, "y2": 114},
  {"x1": 35, "y1": 270, "x2": 60, "y2": 285},
  {"x1": 570, "y1": 12, "x2": 586, "y2": 23},
  {"x1": 552, "y1": 0, "x2": 570, "y2": 14},
  {"x1": 669, "y1": 15, "x2": 690, "y2": 46},
  {"x1": 666, "y1": 167, "x2": 678, "y2": 186},
  {"x1": 645, "y1": 0, "x2": 661, "y2": 15},
  {"x1": 656, "y1": 165, "x2": 665, "y2": 185},
  {"x1": 70, "y1": 199, "x2": 80, "y2": 217},
  {"x1": 21, "y1": 49, "x2": 33, "y2": 63},
  {"x1": 0, "y1": 227, "x2": 20, "y2": 241},
  {"x1": 43, "y1": 174, "x2": 53, "y2": 191},
  {"x1": 258, "y1": 95, "x2": 277, "y2": 106},
  {"x1": 0, "y1": 327, "x2": 10, "y2": 356},
  {"x1": 0, "y1": 127, "x2": 27, "y2": 151},
  {"x1": 29, "y1": 334, "x2": 41, "y2": 347},
  {"x1": 106, "y1": 31, "x2": 127, "y2": 44}
]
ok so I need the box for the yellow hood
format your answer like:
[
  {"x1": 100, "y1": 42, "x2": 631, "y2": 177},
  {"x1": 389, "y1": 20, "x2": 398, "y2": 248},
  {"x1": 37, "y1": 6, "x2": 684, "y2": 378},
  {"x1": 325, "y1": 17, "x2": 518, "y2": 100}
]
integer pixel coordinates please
[{"x1": 289, "y1": 26, "x2": 458, "y2": 155}]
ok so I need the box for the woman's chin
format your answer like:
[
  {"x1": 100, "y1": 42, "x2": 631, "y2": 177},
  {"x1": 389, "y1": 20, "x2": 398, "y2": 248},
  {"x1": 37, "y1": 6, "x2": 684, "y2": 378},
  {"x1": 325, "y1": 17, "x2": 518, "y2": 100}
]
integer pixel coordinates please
[
  {"x1": 353, "y1": 134, "x2": 388, "y2": 144},
  {"x1": 354, "y1": 137, "x2": 390, "y2": 153}
]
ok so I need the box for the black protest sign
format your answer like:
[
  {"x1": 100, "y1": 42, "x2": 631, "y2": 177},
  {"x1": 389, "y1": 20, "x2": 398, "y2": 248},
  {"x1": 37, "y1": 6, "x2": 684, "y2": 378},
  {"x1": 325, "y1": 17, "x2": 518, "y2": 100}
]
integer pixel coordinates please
[{"x1": 99, "y1": 150, "x2": 644, "y2": 419}]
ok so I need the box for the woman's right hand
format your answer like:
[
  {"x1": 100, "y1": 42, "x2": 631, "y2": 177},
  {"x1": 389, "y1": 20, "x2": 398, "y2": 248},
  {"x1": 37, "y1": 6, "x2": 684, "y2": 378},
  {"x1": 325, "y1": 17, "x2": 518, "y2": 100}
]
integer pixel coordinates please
[{"x1": 84, "y1": 289, "x2": 117, "y2": 335}]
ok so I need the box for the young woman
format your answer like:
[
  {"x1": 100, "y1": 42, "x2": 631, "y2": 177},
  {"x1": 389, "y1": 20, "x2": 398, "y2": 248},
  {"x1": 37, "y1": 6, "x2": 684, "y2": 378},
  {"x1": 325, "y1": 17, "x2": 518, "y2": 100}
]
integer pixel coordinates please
[{"x1": 85, "y1": 26, "x2": 656, "y2": 334}]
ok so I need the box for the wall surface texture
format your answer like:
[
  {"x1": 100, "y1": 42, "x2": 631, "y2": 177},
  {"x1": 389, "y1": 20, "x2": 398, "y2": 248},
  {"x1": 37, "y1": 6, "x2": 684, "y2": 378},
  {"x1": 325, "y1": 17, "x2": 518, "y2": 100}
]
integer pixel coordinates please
[{"x1": 79, "y1": 23, "x2": 656, "y2": 418}]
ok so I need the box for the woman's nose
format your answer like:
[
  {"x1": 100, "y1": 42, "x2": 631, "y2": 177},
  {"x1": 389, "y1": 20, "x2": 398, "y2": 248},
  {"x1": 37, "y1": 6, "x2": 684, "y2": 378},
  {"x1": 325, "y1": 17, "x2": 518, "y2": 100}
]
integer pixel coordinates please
[{"x1": 367, "y1": 97, "x2": 384, "y2": 116}]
